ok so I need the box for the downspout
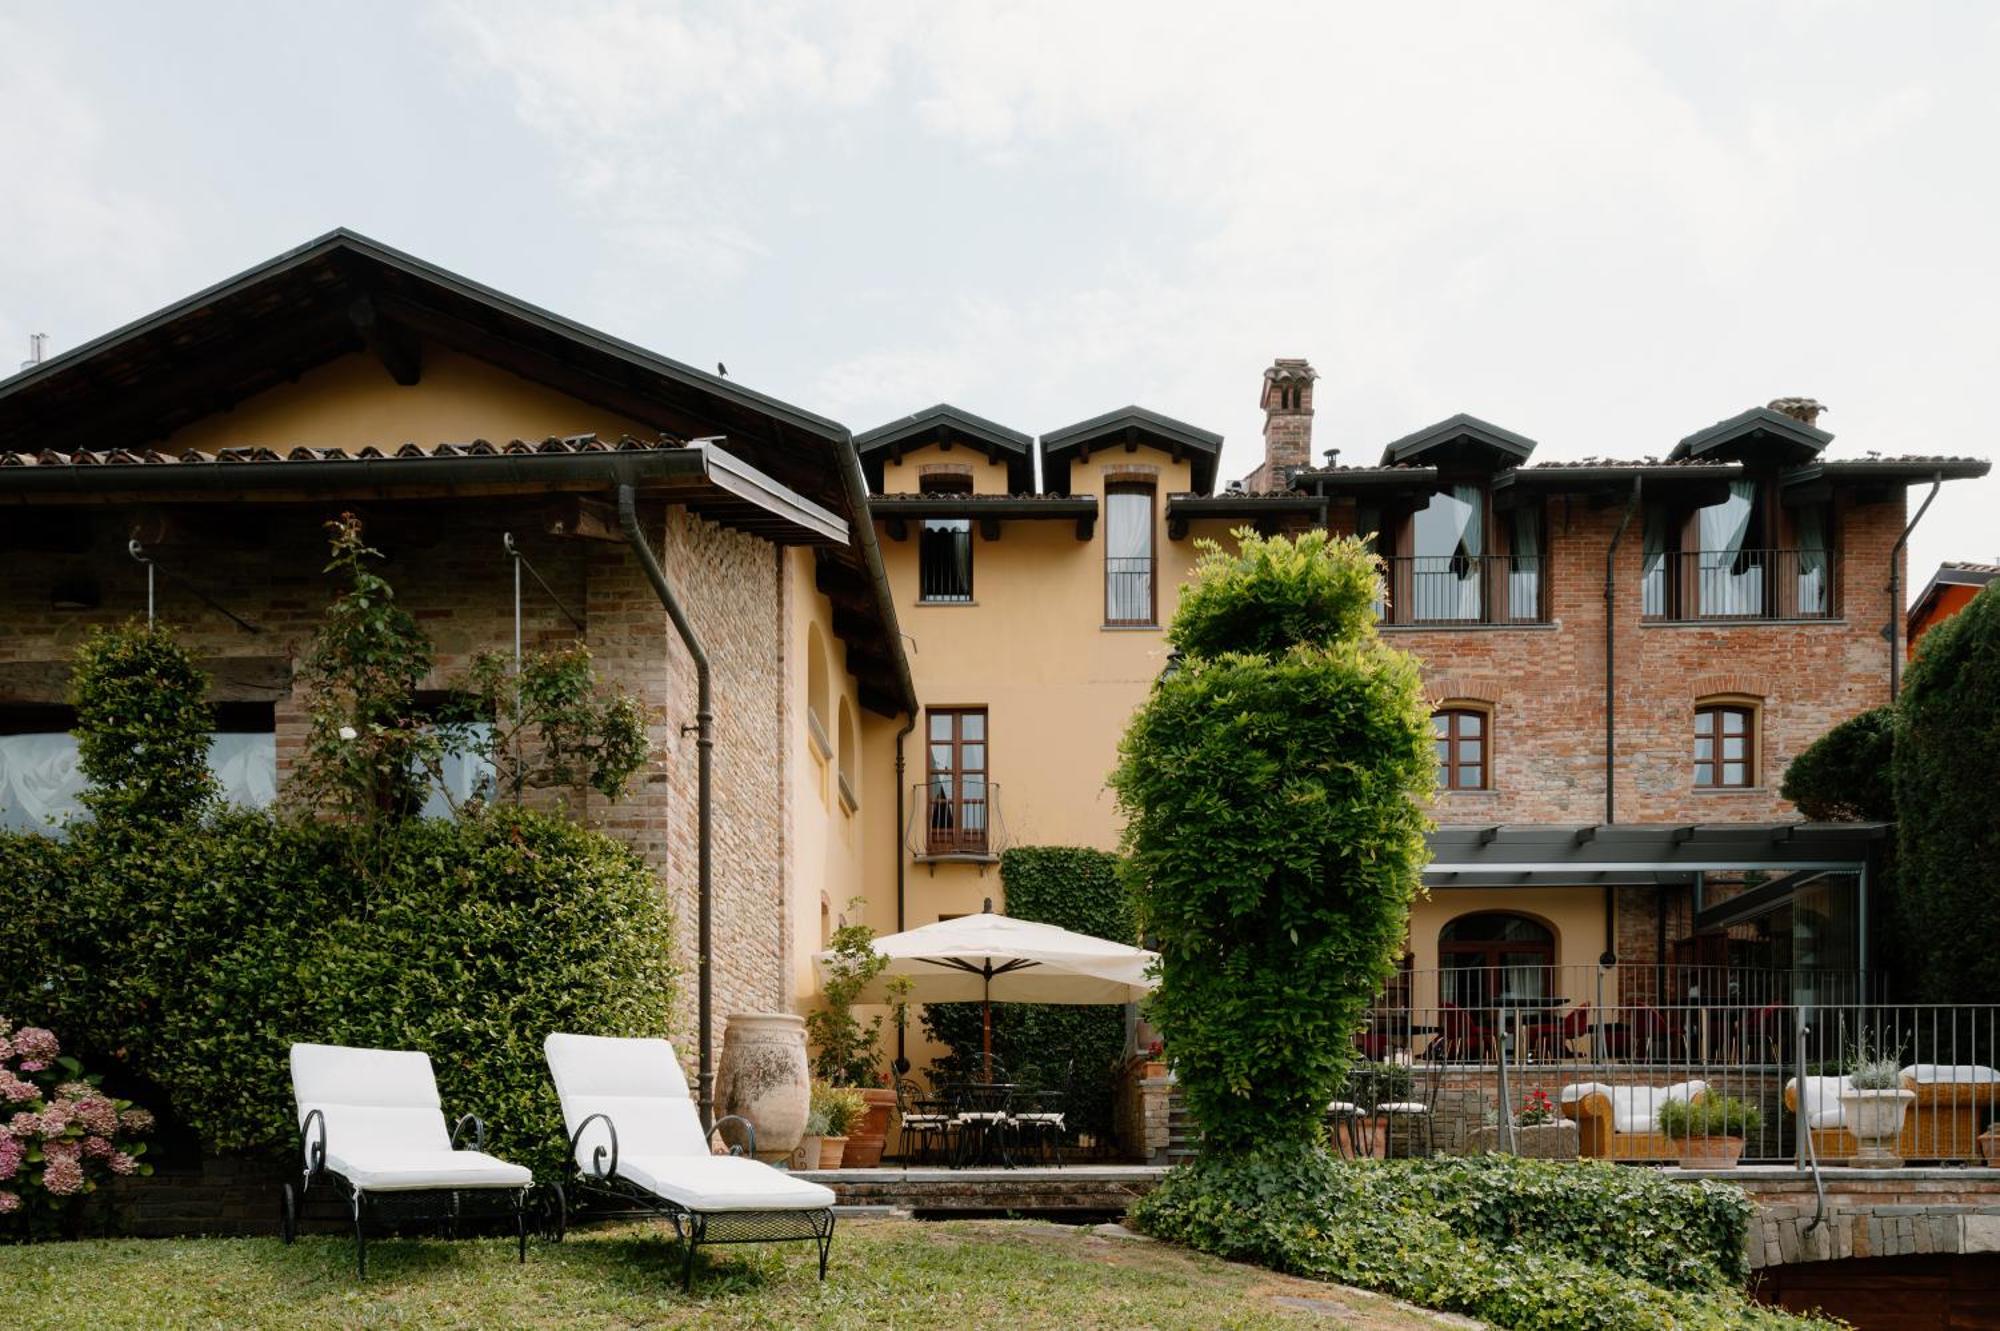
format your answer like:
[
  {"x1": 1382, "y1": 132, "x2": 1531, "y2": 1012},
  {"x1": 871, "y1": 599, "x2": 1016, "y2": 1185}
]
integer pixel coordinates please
[
  {"x1": 1887, "y1": 472, "x2": 1943, "y2": 701},
  {"x1": 1603, "y1": 476, "x2": 1642, "y2": 971},
  {"x1": 616, "y1": 482, "x2": 717, "y2": 1130}
]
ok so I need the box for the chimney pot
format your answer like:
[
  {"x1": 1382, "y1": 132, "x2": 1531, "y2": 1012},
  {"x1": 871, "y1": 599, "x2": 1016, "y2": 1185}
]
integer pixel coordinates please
[
  {"x1": 1767, "y1": 396, "x2": 1827, "y2": 428},
  {"x1": 1254, "y1": 357, "x2": 1317, "y2": 492}
]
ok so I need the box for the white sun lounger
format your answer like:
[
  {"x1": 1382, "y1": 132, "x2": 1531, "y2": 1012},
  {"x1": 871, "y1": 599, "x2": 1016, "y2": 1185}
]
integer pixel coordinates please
[
  {"x1": 287, "y1": 1042, "x2": 533, "y2": 1276},
  {"x1": 543, "y1": 1032, "x2": 837, "y2": 1287}
]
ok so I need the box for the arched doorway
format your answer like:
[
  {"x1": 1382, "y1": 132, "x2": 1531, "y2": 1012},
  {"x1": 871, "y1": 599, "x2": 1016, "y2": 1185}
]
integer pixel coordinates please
[{"x1": 1438, "y1": 911, "x2": 1555, "y2": 1008}]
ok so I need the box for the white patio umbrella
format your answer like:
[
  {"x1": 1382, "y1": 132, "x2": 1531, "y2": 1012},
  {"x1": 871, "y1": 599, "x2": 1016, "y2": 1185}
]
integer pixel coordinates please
[{"x1": 815, "y1": 901, "x2": 1158, "y2": 1081}]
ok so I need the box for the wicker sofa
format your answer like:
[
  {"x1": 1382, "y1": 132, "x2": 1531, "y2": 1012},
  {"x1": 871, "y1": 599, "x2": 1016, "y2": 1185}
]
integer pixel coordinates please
[
  {"x1": 1557, "y1": 1080, "x2": 1708, "y2": 1160},
  {"x1": 1784, "y1": 1066, "x2": 1999, "y2": 1162}
]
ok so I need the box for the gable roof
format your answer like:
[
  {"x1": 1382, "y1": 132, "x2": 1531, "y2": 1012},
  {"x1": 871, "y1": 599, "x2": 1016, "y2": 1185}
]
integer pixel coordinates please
[
  {"x1": 854, "y1": 404, "x2": 1035, "y2": 493},
  {"x1": 1380, "y1": 413, "x2": 1537, "y2": 468},
  {"x1": 1038, "y1": 405, "x2": 1223, "y2": 496},
  {"x1": 1909, "y1": 560, "x2": 2000, "y2": 631},
  {"x1": 1670, "y1": 405, "x2": 1833, "y2": 466},
  {"x1": 0, "y1": 228, "x2": 914, "y2": 715}
]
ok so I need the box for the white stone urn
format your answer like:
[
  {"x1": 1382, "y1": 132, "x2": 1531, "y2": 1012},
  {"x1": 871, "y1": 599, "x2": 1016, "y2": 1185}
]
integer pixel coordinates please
[
  {"x1": 716, "y1": 1012, "x2": 810, "y2": 1165},
  {"x1": 1838, "y1": 1086, "x2": 1916, "y2": 1168}
]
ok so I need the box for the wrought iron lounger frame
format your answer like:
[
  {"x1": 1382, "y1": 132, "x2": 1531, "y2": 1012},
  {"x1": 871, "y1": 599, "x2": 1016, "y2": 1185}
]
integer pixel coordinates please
[
  {"x1": 280, "y1": 1108, "x2": 531, "y2": 1277},
  {"x1": 549, "y1": 1111, "x2": 836, "y2": 1289}
]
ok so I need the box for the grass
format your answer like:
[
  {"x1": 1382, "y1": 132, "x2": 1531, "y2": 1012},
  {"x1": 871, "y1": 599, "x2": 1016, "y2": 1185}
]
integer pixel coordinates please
[{"x1": 2, "y1": 1217, "x2": 1469, "y2": 1330}]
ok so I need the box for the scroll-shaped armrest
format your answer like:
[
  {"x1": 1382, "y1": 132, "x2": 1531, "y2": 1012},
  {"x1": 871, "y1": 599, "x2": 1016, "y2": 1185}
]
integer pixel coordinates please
[
  {"x1": 451, "y1": 1113, "x2": 487, "y2": 1152},
  {"x1": 299, "y1": 1108, "x2": 327, "y2": 1181},
  {"x1": 708, "y1": 1114, "x2": 758, "y2": 1158},
  {"x1": 569, "y1": 1112, "x2": 619, "y2": 1181}
]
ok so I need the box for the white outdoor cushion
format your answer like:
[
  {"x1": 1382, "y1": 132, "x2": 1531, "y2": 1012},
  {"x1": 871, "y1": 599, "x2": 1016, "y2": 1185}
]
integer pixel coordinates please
[
  {"x1": 1326, "y1": 1100, "x2": 1362, "y2": 1116},
  {"x1": 290, "y1": 1042, "x2": 530, "y2": 1191},
  {"x1": 544, "y1": 1033, "x2": 832, "y2": 1213},
  {"x1": 1786, "y1": 1075, "x2": 1853, "y2": 1129},
  {"x1": 1559, "y1": 1080, "x2": 1704, "y2": 1133},
  {"x1": 1375, "y1": 1102, "x2": 1430, "y2": 1115},
  {"x1": 1902, "y1": 1064, "x2": 2000, "y2": 1085}
]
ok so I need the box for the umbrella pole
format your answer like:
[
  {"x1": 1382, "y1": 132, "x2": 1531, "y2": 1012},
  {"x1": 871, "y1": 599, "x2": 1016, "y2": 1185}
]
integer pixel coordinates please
[{"x1": 982, "y1": 968, "x2": 993, "y2": 1082}]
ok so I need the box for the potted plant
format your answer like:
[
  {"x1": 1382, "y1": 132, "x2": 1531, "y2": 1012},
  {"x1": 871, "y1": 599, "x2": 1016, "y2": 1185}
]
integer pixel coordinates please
[
  {"x1": 813, "y1": 1082, "x2": 865, "y2": 1170},
  {"x1": 796, "y1": 1091, "x2": 834, "y2": 1170},
  {"x1": 1466, "y1": 1089, "x2": 1580, "y2": 1159},
  {"x1": 1660, "y1": 1095, "x2": 1761, "y2": 1169},
  {"x1": 1140, "y1": 1039, "x2": 1168, "y2": 1080},
  {"x1": 1837, "y1": 1036, "x2": 1914, "y2": 1168},
  {"x1": 806, "y1": 904, "x2": 911, "y2": 1168},
  {"x1": 1978, "y1": 1121, "x2": 2000, "y2": 1167}
]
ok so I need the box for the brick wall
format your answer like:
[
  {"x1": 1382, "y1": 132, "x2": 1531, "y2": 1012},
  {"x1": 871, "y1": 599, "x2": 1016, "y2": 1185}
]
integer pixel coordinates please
[{"x1": 0, "y1": 494, "x2": 787, "y2": 1060}]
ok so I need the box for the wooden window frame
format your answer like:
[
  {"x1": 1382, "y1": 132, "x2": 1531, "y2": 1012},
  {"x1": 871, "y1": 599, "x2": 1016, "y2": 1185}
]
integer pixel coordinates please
[
  {"x1": 1694, "y1": 700, "x2": 1757, "y2": 789},
  {"x1": 1104, "y1": 482, "x2": 1157, "y2": 627},
  {"x1": 1433, "y1": 705, "x2": 1490, "y2": 791},
  {"x1": 924, "y1": 706, "x2": 989, "y2": 855}
]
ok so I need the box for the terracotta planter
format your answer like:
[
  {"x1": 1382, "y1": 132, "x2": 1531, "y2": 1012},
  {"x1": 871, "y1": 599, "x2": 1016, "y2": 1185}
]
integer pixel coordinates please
[
  {"x1": 843, "y1": 1088, "x2": 896, "y2": 1168},
  {"x1": 1466, "y1": 1121, "x2": 1579, "y2": 1160},
  {"x1": 1675, "y1": 1135, "x2": 1746, "y2": 1170},
  {"x1": 1839, "y1": 1087, "x2": 1916, "y2": 1168},
  {"x1": 1141, "y1": 1060, "x2": 1169, "y2": 1080},
  {"x1": 794, "y1": 1135, "x2": 824, "y2": 1171},
  {"x1": 818, "y1": 1135, "x2": 848, "y2": 1170},
  {"x1": 715, "y1": 1012, "x2": 810, "y2": 1164}
]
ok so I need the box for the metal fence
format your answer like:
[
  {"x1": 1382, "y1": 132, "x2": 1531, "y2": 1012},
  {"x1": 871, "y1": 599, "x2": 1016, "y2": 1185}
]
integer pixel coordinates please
[
  {"x1": 1380, "y1": 555, "x2": 1547, "y2": 626},
  {"x1": 1353, "y1": 977, "x2": 1997, "y2": 1165},
  {"x1": 1104, "y1": 556, "x2": 1154, "y2": 626},
  {"x1": 1639, "y1": 548, "x2": 1839, "y2": 622}
]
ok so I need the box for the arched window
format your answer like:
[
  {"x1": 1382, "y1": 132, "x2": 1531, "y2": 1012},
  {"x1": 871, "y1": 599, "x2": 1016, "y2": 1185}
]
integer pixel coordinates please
[
  {"x1": 805, "y1": 624, "x2": 831, "y2": 762},
  {"x1": 1438, "y1": 912, "x2": 1554, "y2": 1007},
  {"x1": 1433, "y1": 706, "x2": 1489, "y2": 790},
  {"x1": 1694, "y1": 700, "x2": 1756, "y2": 788},
  {"x1": 836, "y1": 696, "x2": 858, "y2": 813}
]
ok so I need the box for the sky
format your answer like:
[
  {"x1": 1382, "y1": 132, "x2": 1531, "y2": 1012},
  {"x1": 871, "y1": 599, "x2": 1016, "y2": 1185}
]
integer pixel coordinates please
[{"x1": 2, "y1": 1, "x2": 1995, "y2": 597}]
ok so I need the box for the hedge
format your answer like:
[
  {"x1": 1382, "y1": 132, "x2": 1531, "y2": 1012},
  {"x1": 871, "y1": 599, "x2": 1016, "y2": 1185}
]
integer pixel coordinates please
[
  {"x1": 1895, "y1": 581, "x2": 2000, "y2": 1002},
  {"x1": 0, "y1": 807, "x2": 678, "y2": 1179},
  {"x1": 921, "y1": 847, "x2": 1134, "y2": 1141},
  {"x1": 1131, "y1": 1151, "x2": 1833, "y2": 1330}
]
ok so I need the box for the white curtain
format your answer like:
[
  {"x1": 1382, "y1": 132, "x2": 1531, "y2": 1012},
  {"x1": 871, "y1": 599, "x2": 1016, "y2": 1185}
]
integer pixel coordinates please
[
  {"x1": 1642, "y1": 509, "x2": 1670, "y2": 618},
  {"x1": 207, "y1": 733, "x2": 278, "y2": 808},
  {"x1": 1794, "y1": 504, "x2": 1830, "y2": 616},
  {"x1": 1698, "y1": 480, "x2": 1763, "y2": 615},
  {"x1": 1104, "y1": 489, "x2": 1154, "y2": 623},
  {"x1": 1410, "y1": 485, "x2": 1483, "y2": 621},
  {"x1": 0, "y1": 733, "x2": 86, "y2": 832},
  {"x1": 1508, "y1": 509, "x2": 1541, "y2": 620}
]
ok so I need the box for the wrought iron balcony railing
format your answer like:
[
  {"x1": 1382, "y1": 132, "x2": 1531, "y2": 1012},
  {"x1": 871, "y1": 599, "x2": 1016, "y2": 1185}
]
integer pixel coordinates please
[
  {"x1": 907, "y1": 781, "x2": 1009, "y2": 859},
  {"x1": 1641, "y1": 548, "x2": 1839, "y2": 622},
  {"x1": 1379, "y1": 554, "x2": 1548, "y2": 627}
]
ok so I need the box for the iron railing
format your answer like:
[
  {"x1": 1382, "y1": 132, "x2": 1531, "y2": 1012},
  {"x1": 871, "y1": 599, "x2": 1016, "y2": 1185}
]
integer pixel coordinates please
[
  {"x1": 918, "y1": 520, "x2": 974, "y2": 603},
  {"x1": 907, "y1": 781, "x2": 1007, "y2": 858},
  {"x1": 1640, "y1": 548, "x2": 1839, "y2": 622},
  {"x1": 1105, "y1": 557, "x2": 1154, "y2": 626},
  {"x1": 1380, "y1": 555, "x2": 1548, "y2": 627}
]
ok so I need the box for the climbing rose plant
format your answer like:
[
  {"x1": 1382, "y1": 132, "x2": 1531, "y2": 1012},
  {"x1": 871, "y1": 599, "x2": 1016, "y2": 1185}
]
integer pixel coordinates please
[
  {"x1": 0, "y1": 1018, "x2": 154, "y2": 1234},
  {"x1": 1113, "y1": 530, "x2": 1433, "y2": 1157}
]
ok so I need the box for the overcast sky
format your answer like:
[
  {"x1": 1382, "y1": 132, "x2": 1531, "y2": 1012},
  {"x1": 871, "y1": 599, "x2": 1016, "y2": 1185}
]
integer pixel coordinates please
[{"x1": 3, "y1": 2, "x2": 1994, "y2": 597}]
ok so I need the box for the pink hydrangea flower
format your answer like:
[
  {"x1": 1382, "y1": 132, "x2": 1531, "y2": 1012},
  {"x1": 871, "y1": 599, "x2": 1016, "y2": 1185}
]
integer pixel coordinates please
[
  {"x1": 54, "y1": 1081, "x2": 94, "y2": 1101},
  {"x1": 11, "y1": 1027, "x2": 58, "y2": 1063},
  {"x1": 108, "y1": 1151, "x2": 138, "y2": 1176},
  {"x1": 0, "y1": 1074, "x2": 36, "y2": 1104},
  {"x1": 41, "y1": 1154, "x2": 83, "y2": 1195},
  {"x1": 0, "y1": 1033, "x2": 13, "y2": 1061},
  {"x1": 37, "y1": 1103, "x2": 72, "y2": 1137},
  {"x1": 0, "y1": 1189, "x2": 19, "y2": 1214},
  {"x1": 17, "y1": 1061, "x2": 47, "y2": 1074},
  {"x1": 82, "y1": 1135, "x2": 113, "y2": 1159},
  {"x1": 42, "y1": 1139, "x2": 80, "y2": 1164},
  {"x1": 119, "y1": 1108, "x2": 154, "y2": 1135},
  {"x1": 74, "y1": 1098, "x2": 119, "y2": 1137},
  {"x1": 0, "y1": 1135, "x2": 21, "y2": 1181},
  {"x1": 6, "y1": 1111, "x2": 36, "y2": 1138}
]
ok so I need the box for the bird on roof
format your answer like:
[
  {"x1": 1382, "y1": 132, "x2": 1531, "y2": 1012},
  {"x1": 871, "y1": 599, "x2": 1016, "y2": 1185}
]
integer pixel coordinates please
[{"x1": 717, "y1": 362, "x2": 728, "y2": 378}]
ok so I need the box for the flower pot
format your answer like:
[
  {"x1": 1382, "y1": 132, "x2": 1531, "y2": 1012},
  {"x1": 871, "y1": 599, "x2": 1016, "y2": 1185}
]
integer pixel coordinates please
[
  {"x1": 1466, "y1": 1121, "x2": 1579, "y2": 1160},
  {"x1": 716, "y1": 1012, "x2": 810, "y2": 1164},
  {"x1": 1839, "y1": 1087, "x2": 1916, "y2": 1168},
  {"x1": 1675, "y1": 1135, "x2": 1746, "y2": 1170},
  {"x1": 1141, "y1": 1061, "x2": 1169, "y2": 1080},
  {"x1": 1978, "y1": 1128, "x2": 2000, "y2": 1166},
  {"x1": 844, "y1": 1088, "x2": 896, "y2": 1168},
  {"x1": 818, "y1": 1135, "x2": 848, "y2": 1170},
  {"x1": 794, "y1": 1135, "x2": 824, "y2": 1171}
]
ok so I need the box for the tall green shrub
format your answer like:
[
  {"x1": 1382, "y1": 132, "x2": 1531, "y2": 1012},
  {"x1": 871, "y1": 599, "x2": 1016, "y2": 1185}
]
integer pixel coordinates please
[
  {"x1": 1780, "y1": 705, "x2": 1895, "y2": 822},
  {"x1": 69, "y1": 621, "x2": 217, "y2": 826},
  {"x1": 1895, "y1": 582, "x2": 2000, "y2": 1002},
  {"x1": 1112, "y1": 531, "x2": 1432, "y2": 1156},
  {"x1": 921, "y1": 847, "x2": 1134, "y2": 1141}
]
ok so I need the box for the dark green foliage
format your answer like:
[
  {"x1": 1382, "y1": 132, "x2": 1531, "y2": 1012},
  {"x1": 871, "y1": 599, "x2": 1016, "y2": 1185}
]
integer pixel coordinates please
[
  {"x1": 1113, "y1": 531, "x2": 1432, "y2": 1156},
  {"x1": 1658, "y1": 1095, "x2": 1763, "y2": 1140},
  {"x1": 69, "y1": 621, "x2": 218, "y2": 825},
  {"x1": 921, "y1": 847, "x2": 1134, "y2": 1141},
  {"x1": 1780, "y1": 705, "x2": 1895, "y2": 822},
  {"x1": 1895, "y1": 583, "x2": 2000, "y2": 1002},
  {"x1": 1131, "y1": 1151, "x2": 1832, "y2": 1329},
  {"x1": 0, "y1": 808, "x2": 678, "y2": 1179}
]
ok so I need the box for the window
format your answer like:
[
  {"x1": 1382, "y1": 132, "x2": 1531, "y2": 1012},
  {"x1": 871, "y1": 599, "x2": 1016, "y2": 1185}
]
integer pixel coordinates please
[
  {"x1": 1694, "y1": 703, "x2": 1756, "y2": 788},
  {"x1": 1396, "y1": 485, "x2": 1484, "y2": 623},
  {"x1": 1641, "y1": 485, "x2": 1837, "y2": 622},
  {"x1": 0, "y1": 701, "x2": 276, "y2": 834},
  {"x1": 806, "y1": 624, "x2": 832, "y2": 758},
  {"x1": 1438, "y1": 912, "x2": 1554, "y2": 1007},
  {"x1": 1104, "y1": 483, "x2": 1155, "y2": 626},
  {"x1": 924, "y1": 707, "x2": 988, "y2": 854},
  {"x1": 1433, "y1": 707, "x2": 1488, "y2": 791},
  {"x1": 835, "y1": 697, "x2": 858, "y2": 813},
  {"x1": 919, "y1": 518, "x2": 973, "y2": 603}
]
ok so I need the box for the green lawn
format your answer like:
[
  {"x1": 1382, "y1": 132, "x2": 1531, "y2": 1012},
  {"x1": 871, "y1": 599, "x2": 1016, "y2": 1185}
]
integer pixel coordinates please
[{"x1": 3, "y1": 1218, "x2": 1468, "y2": 1330}]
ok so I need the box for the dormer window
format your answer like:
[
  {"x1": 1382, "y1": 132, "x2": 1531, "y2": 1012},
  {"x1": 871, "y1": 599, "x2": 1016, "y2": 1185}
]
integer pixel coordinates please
[
  {"x1": 1381, "y1": 487, "x2": 1544, "y2": 626},
  {"x1": 1641, "y1": 480, "x2": 1836, "y2": 622}
]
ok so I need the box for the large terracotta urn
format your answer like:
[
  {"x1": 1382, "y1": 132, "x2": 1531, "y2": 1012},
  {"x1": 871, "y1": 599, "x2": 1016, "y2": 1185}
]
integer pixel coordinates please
[{"x1": 716, "y1": 1012, "x2": 810, "y2": 1164}]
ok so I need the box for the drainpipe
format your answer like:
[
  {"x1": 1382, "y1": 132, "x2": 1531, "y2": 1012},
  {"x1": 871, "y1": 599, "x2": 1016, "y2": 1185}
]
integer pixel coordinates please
[
  {"x1": 616, "y1": 483, "x2": 716, "y2": 1130},
  {"x1": 1887, "y1": 472, "x2": 1943, "y2": 701}
]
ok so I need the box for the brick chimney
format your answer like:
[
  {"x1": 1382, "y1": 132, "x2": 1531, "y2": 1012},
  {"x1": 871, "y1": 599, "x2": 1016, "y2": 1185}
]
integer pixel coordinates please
[
  {"x1": 1767, "y1": 397, "x2": 1827, "y2": 428},
  {"x1": 1249, "y1": 358, "x2": 1317, "y2": 493}
]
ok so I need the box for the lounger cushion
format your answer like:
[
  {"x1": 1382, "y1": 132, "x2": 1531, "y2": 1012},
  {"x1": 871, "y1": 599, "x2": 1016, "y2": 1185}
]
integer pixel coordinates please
[
  {"x1": 1902, "y1": 1064, "x2": 2000, "y2": 1085},
  {"x1": 1787, "y1": 1075, "x2": 1853, "y2": 1128},
  {"x1": 617, "y1": 1153, "x2": 835, "y2": 1212},
  {"x1": 290, "y1": 1042, "x2": 530, "y2": 1191},
  {"x1": 1560, "y1": 1080, "x2": 1705, "y2": 1133},
  {"x1": 328, "y1": 1148, "x2": 532, "y2": 1192},
  {"x1": 545, "y1": 1033, "x2": 710, "y2": 1168}
]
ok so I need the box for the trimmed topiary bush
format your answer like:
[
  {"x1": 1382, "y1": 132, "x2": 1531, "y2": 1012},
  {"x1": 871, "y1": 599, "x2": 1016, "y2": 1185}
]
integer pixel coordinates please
[
  {"x1": 922, "y1": 847, "x2": 1135, "y2": 1141},
  {"x1": 1131, "y1": 1150, "x2": 1834, "y2": 1329},
  {"x1": 1895, "y1": 582, "x2": 2000, "y2": 1002},
  {"x1": 69, "y1": 621, "x2": 217, "y2": 827},
  {"x1": 1780, "y1": 705, "x2": 1895, "y2": 823},
  {"x1": 1113, "y1": 531, "x2": 1432, "y2": 1156}
]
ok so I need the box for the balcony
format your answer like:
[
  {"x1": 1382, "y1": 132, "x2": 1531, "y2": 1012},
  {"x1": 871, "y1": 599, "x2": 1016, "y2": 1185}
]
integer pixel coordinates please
[
  {"x1": 1641, "y1": 549, "x2": 1839, "y2": 623},
  {"x1": 907, "y1": 781, "x2": 1009, "y2": 863},
  {"x1": 1379, "y1": 555, "x2": 1548, "y2": 627}
]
